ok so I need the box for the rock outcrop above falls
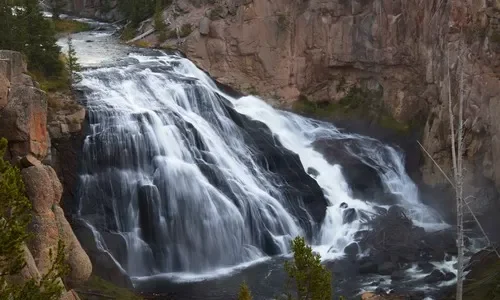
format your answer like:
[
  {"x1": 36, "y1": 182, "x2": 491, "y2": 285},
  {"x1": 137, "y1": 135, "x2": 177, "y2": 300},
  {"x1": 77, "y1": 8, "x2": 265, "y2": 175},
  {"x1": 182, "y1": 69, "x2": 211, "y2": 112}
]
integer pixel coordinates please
[{"x1": 0, "y1": 50, "x2": 91, "y2": 298}]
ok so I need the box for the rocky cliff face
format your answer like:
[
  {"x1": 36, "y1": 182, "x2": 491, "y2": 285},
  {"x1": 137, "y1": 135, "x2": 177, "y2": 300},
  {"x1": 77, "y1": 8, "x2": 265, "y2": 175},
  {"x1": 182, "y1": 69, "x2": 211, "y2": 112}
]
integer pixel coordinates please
[
  {"x1": 0, "y1": 50, "x2": 91, "y2": 299},
  {"x1": 127, "y1": 0, "x2": 500, "y2": 227},
  {"x1": 64, "y1": 0, "x2": 122, "y2": 21}
]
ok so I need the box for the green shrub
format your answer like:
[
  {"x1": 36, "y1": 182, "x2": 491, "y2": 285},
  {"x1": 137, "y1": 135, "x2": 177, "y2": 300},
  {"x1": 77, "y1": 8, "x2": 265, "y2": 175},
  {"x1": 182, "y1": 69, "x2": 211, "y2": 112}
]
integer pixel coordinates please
[
  {"x1": 179, "y1": 23, "x2": 193, "y2": 38},
  {"x1": 52, "y1": 19, "x2": 91, "y2": 33},
  {"x1": 284, "y1": 237, "x2": 332, "y2": 300},
  {"x1": 209, "y1": 5, "x2": 224, "y2": 20},
  {"x1": 77, "y1": 275, "x2": 142, "y2": 300},
  {"x1": 0, "y1": 0, "x2": 64, "y2": 78},
  {"x1": 121, "y1": 24, "x2": 137, "y2": 41},
  {"x1": 277, "y1": 13, "x2": 289, "y2": 32},
  {"x1": 238, "y1": 281, "x2": 253, "y2": 300},
  {"x1": 491, "y1": 30, "x2": 500, "y2": 44}
]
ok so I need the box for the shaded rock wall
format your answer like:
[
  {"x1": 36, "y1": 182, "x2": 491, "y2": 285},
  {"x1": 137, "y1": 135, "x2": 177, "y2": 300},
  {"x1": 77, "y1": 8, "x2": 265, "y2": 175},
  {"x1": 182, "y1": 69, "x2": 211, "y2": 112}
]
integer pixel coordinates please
[
  {"x1": 66, "y1": 0, "x2": 122, "y2": 21},
  {"x1": 0, "y1": 51, "x2": 91, "y2": 298}
]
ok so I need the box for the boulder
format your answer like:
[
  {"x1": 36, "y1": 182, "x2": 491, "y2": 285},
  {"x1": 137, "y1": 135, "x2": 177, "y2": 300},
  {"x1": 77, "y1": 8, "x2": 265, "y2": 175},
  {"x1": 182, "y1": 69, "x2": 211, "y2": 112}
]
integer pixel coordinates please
[
  {"x1": 22, "y1": 166, "x2": 56, "y2": 214},
  {"x1": 72, "y1": 219, "x2": 133, "y2": 289},
  {"x1": 46, "y1": 166, "x2": 63, "y2": 205},
  {"x1": 307, "y1": 167, "x2": 319, "y2": 178},
  {"x1": 54, "y1": 206, "x2": 92, "y2": 287},
  {"x1": 390, "y1": 270, "x2": 406, "y2": 281},
  {"x1": 423, "y1": 269, "x2": 445, "y2": 283},
  {"x1": 0, "y1": 50, "x2": 27, "y2": 79},
  {"x1": 377, "y1": 261, "x2": 396, "y2": 275},
  {"x1": 27, "y1": 212, "x2": 60, "y2": 274},
  {"x1": 7, "y1": 244, "x2": 41, "y2": 285},
  {"x1": 359, "y1": 260, "x2": 378, "y2": 274},
  {"x1": 417, "y1": 262, "x2": 434, "y2": 273},
  {"x1": 443, "y1": 271, "x2": 456, "y2": 281},
  {"x1": 343, "y1": 242, "x2": 359, "y2": 258},
  {"x1": 343, "y1": 208, "x2": 357, "y2": 224},
  {"x1": 199, "y1": 17, "x2": 211, "y2": 35},
  {"x1": 0, "y1": 83, "x2": 48, "y2": 159},
  {"x1": 20, "y1": 154, "x2": 42, "y2": 168}
]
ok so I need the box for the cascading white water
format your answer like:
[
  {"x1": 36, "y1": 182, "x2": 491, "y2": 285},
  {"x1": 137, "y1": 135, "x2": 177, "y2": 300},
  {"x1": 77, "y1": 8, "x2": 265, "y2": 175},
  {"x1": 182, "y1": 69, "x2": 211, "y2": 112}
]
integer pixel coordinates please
[{"x1": 76, "y1": 51, "x2": 449, "y2": 279}]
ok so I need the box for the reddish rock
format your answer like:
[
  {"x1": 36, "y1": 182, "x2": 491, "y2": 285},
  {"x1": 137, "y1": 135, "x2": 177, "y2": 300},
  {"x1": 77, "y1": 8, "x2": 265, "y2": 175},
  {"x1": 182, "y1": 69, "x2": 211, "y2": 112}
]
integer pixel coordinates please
[
  {"x1": 22, "y1": 165, "x2": 56, "y2": 214},
  {"x1": 0, "y1": 83, "x2": 49, "y2": 159},
  {"x1": 27, "y1": 212, "x2": 60, "y2": 274}
]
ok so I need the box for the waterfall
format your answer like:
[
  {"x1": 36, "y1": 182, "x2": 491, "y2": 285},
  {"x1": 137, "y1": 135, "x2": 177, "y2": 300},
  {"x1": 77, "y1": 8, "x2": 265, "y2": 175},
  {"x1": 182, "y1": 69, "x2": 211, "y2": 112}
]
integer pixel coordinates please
[{"x1": 75, "y1": 52, "x2": 447, "y2": 279}]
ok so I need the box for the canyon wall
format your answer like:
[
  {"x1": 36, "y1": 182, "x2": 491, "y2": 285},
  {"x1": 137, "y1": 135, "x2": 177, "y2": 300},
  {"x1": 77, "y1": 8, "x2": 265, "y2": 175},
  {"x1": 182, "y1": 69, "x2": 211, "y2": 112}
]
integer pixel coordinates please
[{"x1": 0, "y1": 50, "x2": 91, "y2": 299}]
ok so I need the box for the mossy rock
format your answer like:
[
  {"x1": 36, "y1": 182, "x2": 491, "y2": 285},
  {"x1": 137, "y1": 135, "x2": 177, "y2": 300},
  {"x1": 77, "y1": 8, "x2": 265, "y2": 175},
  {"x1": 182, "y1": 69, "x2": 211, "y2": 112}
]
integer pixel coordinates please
[
  {"x1": 460, "y1": 250, "x2": 500, "y2": 300},
  {"x1": 292, "y1": 86, "x2": 413, "y2": 135},
  {"x1": 76, "y1": 275, "x2": 142, "y2": 300}
]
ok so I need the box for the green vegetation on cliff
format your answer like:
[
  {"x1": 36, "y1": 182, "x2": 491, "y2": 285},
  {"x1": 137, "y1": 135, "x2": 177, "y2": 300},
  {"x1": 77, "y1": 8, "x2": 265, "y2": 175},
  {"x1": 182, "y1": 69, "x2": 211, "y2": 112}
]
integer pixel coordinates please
[
  {"x1": 0, "y1": 138, "x2": 68, "y2": 299},
  {"x1": 0, "y1": 0, "x2": 63, "y2": 77},
  {"x1": 53, "y1": 19, "x2": 91, "y2": 34},
  {"x1": 292, "y1": 86, "x2": 412, "y2": 134}
]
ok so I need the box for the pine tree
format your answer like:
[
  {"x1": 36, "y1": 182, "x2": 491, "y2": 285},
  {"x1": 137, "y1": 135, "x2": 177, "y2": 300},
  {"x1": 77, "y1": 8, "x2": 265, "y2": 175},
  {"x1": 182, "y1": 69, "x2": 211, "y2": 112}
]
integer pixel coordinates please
[
  {"x1": 66, "y1": 36, "x2": 81, "y2": 85},
  {"x1": 284, "y1": 237, "x2": 332, "y2": 300},
  {"x1": 154, "y1": 0, "x2": 167, "y2": 43},
  {"x1": 20, "y1": 0, "x2": 64, "y2": 77},
  {"x1": 238, "y1": 281, "x2": 253, "y2": 300},
  {"x1": 0, "y1": 138, "x2": 68, "y2": 299}
]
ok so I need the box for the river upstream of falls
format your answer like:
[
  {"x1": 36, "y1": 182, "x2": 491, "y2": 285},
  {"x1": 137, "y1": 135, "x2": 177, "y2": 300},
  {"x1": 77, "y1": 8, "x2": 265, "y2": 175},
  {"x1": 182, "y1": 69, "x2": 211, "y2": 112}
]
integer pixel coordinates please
[{"x1": 58, "y1": 20, "x2": 484, "y2": 300}]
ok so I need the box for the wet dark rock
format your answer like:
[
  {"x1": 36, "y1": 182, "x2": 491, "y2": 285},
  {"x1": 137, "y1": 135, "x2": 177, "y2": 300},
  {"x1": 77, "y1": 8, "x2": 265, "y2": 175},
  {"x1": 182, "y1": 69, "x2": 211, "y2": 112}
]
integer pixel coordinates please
[
  {"x1": 354, "y1": 230, "x2": 370, "y2": 241},
  {"x1": 424, "y1": 269, "x2": 445, "y2": 283},
  {"x1": 340, "y1": 202, "x2": 348, "y2": 209},
  {"x1": 344, "y1": 242, "x2": 359, "y2": 258},
  {"x1": 378, "y1": 261, "x2": 396, "y2": 275},
  {"x1": 375, "y1": 286, "x2": 386, "y2": 295},
  {"x1": 343, "y1": 208, "x2": 357, "y2": 224},
  {"x1": 408, "y1": 291, "x2": 426, "y2": 300},
  {"x1": 224, "y1": 104, "x2": 328, "y2": 233},
  {"x1": 390, "y1": 270, "x2": 406, "y2": 281},
  {"x1": 312, "y1": 138, "x2": 396, "y2": 204},
  {"x1": 71, "y1": 219, "x2": 133, "y2": 289},
  {"x1": 373, "y1": 206, "x2": 388, "y2": 215},
  {"x1": 387, "y1": 205, "x2": 405, "y2": 217},
  {"x1": 417, "y1": 262, "x2": 435, "y2": 273},
  {"x1": 262, "y1": 232, "x2": 282, "y2": 256},
  {"x1": 443, "y1": 271, "x2": 456, "y2": 281},
  {"x1": 307, "y1": 167, "x2": 319, "y2": 178},
  {"x1": 138, "y1": 184, "x2": 162, "y2": 246},
  {"x1": 359, "y1": 260, "x2": 378, "y2": 274}
]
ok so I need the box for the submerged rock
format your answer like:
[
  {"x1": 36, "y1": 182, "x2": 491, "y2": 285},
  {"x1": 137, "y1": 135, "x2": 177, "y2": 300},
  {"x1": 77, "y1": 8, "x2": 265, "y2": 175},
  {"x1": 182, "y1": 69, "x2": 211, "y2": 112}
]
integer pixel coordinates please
[
  {"x1": 343, "y1": 208, "x2": 357, "y2": 224},
  {"x1": 307, "y1": 167, "x2": 320, "y2": 178},
  {"x1": 378, "y1": 262, "x2": 396, "y2": 275},
  {"x1": 424, "y1": 269, "x2": 445, "y2": 283}
]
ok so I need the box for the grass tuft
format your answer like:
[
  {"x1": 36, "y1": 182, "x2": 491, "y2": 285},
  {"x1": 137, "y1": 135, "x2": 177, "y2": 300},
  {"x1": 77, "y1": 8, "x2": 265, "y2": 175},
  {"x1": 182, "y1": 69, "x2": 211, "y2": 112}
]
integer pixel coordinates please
[{"x1": 53, "y1": 19, "x2": 91, "y2": 34}]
